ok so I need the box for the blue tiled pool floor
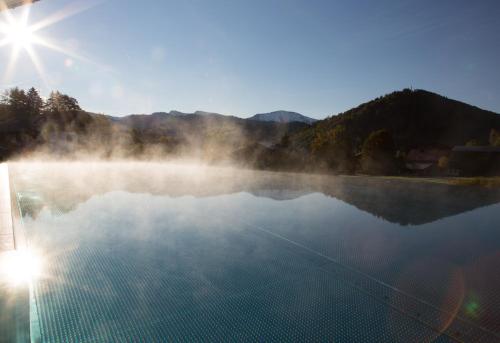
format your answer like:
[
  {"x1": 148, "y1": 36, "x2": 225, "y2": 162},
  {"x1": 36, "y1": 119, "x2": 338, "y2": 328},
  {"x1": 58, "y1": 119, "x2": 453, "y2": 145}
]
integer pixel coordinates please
[{"x1": 9, "y1": 165, "x2": 500, "y2": 343}]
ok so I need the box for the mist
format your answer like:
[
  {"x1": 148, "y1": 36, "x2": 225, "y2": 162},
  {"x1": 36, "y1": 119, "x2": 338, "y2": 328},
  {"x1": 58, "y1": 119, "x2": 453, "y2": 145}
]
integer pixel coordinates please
[
  {"x1": 1, "y1": 0, "x2": 500, "y2": 341},
  {"x1": 7, "y1": 160, "x2": 500, "y2": 342}
]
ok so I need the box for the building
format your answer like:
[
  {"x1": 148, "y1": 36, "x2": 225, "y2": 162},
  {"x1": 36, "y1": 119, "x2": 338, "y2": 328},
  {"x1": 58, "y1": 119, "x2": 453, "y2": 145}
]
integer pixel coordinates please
[{"x1": 405, "y1": 148, "x2": 450, "y2": 175}]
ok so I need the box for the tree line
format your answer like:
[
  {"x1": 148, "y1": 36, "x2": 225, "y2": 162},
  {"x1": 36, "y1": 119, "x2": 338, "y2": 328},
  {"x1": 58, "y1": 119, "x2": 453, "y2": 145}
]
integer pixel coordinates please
[
  {"x1": 1, "y1": 86, "x2": 499, "y2": 176},
  {"x1": 2, "y1": 87, "x2": 81, "y2": 122},
  {"x1": 0, "y1": 87, "x2": 121, "y2": 159}
]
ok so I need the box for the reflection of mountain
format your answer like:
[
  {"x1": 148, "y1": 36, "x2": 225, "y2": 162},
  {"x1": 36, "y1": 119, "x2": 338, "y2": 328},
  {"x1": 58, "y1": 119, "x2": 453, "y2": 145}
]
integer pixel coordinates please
[
  {"x1": 317, "y1": 177, "x2": 500, "y2": 225},
  {"x1": 248, "y1": 189, "x2": 313, "y2": 201},
  {"x1": 10, "y1": 163, "x2": 500, "y2": 225}
]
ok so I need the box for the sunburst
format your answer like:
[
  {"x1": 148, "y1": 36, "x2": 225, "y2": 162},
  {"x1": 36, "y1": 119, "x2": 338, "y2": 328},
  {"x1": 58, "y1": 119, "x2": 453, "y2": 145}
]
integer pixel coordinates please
[{"x1": 0, "y1": 0, "x2": 102, "y2": 88}]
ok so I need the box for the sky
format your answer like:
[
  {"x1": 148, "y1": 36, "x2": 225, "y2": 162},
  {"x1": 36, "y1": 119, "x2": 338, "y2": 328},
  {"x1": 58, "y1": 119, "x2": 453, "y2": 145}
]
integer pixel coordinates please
[{"x1": 0, "y1": 0, "x2": 499, "y2": 118}]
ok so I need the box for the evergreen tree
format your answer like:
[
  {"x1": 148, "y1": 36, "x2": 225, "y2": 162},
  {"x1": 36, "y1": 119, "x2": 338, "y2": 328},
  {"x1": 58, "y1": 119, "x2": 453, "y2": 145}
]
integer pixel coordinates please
[
  {"x1": 311, "y1": 125, "x2": 354, "y2": 173},
  {"x1": 2, "y1": 87, "x2": 28, "y2": 112},
  {"x1": 490, "y1": 129, "x2": 500, "y2": 147},
  {"x1": 44, "y1": 91, "x2": 81, "y2": 113},
  {"x1": 26, "y1": 87, "x2": 44, "y2": 116},
  {"x1": 465, "y1": 139, "x2": 480, "y2": 147},
  {"x1": 1, "y1": 87, "x2": 32, "y2": 127},
  {"x1": 361, "y1": 129, "x2": 397, "y2": 175}
]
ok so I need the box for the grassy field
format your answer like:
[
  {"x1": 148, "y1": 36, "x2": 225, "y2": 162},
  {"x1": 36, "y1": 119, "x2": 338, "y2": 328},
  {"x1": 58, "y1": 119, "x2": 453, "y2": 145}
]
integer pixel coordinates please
[
  {"x1": 446, "y1": 177, "x2": 500, "y2": 188},
  {"x1": 369, "y1": 175, "x2": 500, "y2": 188}
]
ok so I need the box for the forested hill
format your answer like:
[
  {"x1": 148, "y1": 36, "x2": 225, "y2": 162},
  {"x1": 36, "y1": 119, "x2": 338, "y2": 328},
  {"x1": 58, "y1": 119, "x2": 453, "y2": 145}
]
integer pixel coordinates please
[
  {"x1": 111, "y1": 110, "x2": 308, "y2": 149},
  {"x1": 0, "y1": 88, "x2": 309, "y2": 161},
  {"x1": 0, "y1": 87, "x2": 498, "y2": 175},
  {"x1": 291, "y1": 89, "x2": 500, "y2": 153}
]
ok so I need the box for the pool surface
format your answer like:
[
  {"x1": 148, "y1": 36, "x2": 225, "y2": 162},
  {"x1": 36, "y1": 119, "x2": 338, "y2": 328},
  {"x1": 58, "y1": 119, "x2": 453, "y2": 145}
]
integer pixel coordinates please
[{"x1": 5, "y1": 162, "x2": 500, "y2": 342}]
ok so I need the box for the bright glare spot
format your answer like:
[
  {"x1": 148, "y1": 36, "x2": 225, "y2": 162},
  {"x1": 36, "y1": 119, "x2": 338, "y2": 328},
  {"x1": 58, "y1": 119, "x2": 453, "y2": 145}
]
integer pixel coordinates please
[
  {"x1": 3, "y1": 20, "x2": 35, "y2": 48},
  {"x1": 64, "y1": 58, "x2": 74, "y2": 68},
  {"x1": 0, "y1": 3, "x2": 99, "y2": 85},
  {"x1": 0, "y1": 249, "x2": 43, "y2": 286}
]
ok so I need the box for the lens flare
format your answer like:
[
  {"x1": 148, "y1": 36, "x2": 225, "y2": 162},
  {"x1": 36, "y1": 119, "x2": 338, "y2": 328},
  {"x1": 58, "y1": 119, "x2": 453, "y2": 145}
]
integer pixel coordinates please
[
  {"x1": 0, "y1": 1, "x2": 104, "y2": 87},
  {"x1": 0, "y1": 249, "x2": 43, "y2": 286},
  {"x1": 2, "y1": 18, "x2": 34, "y2": 48}
]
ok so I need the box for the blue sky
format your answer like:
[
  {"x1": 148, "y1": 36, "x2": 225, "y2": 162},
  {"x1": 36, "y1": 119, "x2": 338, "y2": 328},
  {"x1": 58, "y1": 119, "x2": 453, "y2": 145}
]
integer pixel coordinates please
[{"x1": 1, "y1": 0, "x2": 499, "y2": 118}]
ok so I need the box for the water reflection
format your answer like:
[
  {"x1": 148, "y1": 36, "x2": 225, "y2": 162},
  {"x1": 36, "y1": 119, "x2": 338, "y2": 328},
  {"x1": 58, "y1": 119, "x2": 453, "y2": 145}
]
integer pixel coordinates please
[
  {"x1": 10, "y1": 162, "x2": 500, "y2": 225},
  {"x1": 0, "y1": 249, "x2": 43, "y2": 287},
  {"x1": 7, "y1": 162, "x2": 500, "y2": 342},
  {"x1": 0, "y1": 251, "x2": 32, "y2": 343}
]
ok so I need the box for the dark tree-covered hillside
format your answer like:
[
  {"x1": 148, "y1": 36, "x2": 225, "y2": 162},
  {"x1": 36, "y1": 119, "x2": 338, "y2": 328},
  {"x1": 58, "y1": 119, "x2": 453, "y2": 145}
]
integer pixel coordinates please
[
  {"x1": 1, "y1": 87, "x2": 499, "y2": 176},
  {"x1": 287, "y1": 89, "x2": 500, "y2": 174},
  {"x1": 292, "y1": 89, "x2": 500, "y2": 152},
  {"x1": 0, "y1": 87, "x2": 307, "y2": 161}
]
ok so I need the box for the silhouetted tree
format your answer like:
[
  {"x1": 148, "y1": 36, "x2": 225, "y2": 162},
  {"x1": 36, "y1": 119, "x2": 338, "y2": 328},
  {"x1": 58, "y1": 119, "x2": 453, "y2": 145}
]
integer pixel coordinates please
[
  {"x1": 361, "y1": 129, "x2": 397, "y2": 175},
  {"x1": 466, "y1": 139, "x2": 480, "y2": 147},
  {"x1": 438, "y1": 156, "x2": 449, "y2": 170},
  {"x1": 26, "y1": 87, "x2": 43, "y2": 117},
  {"x1": 1, "y1": 87, "x2": 34, "y2": 128},
  {"x1": 311, "y1": 125, "x2": 354, "y2": 173},
  {"x1": 130, "y1": 128, "x2": 144, "y2": 155},
  {"x1": 490, "y1": 129, "x2": 500, "y2": 147},
  {"x1": 44, "y1": 91, "x2": 81, "y2": 113},
  {"x1": 280, "y1": 133, "x2": 290, "y2": 148},
  {"x1": 2, "y1": 87, "x2": 27, "y2": 109}
]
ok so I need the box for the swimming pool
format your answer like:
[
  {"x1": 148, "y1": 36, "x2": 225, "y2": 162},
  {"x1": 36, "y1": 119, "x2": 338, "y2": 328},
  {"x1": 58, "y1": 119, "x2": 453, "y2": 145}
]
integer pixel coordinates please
[{"x1": 4, "y1": 162, "x2": 500, "y2": 342}]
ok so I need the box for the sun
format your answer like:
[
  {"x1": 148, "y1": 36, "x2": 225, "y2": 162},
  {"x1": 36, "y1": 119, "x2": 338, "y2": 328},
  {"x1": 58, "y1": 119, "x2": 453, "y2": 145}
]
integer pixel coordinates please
[
  {"x1": 2, "y1": 17, "x2": 35, "y2": 48},
  {"x1": 0, "y1": 4, "x2": 38, "y2": 50},
  {"x1": 0, "y1": 1, "x2": 101, "y2": 87}
]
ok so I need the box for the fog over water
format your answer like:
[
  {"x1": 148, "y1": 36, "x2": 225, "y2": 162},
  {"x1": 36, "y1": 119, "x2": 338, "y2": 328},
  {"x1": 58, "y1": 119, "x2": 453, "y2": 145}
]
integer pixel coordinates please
[{"x1": 4, "y1": 161, "x2": 500, "y2": 342}]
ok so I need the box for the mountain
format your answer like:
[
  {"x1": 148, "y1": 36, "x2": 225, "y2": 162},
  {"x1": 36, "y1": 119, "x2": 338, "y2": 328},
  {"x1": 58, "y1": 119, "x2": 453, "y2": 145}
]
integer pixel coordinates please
[
  {"x1": 290, "y1": 89, "x2": 500, "y2": 152},
  {"x1": 1, "y1": 87, "x2": 499, "y2": 176},
  {"x1": 249, "y1": 111, "x2": 317, "y2": 124},
  {"x1": 109, "y1": 110, "x2": 309, "y2": 158},
  {"x1": 110, "y1": 111, "x2": 231, "y2": 128}
]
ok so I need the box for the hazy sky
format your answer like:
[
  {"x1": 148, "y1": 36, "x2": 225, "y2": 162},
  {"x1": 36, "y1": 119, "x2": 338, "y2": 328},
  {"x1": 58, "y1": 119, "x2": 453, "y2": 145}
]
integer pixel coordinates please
[{"x1": 1, "y1": 0, "x2": 499, "y2": 118}]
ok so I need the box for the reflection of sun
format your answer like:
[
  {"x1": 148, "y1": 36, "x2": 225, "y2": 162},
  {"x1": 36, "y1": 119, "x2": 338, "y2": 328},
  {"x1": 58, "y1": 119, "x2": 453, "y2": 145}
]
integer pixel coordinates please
[
  {"x1": 0, "y1": 248, "x2": 43, "y2": 286},
  {"x1": 0, "y1": 1, "x2": 100, "y2": 87}
]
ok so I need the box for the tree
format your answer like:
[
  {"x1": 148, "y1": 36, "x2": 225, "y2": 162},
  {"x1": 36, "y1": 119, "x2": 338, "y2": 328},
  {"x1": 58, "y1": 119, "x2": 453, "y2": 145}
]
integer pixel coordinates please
[
  {"x1": 2, "y1": 87, "x2": 28, "y2": 112},
  {"x1": 490, "y1": 129, "x2": 500, "y2": 147},
  {"x1": 360, "y1": 129, "x2": 397, "y2": 175},
  {"x1": 44, "y1": 91, "x2": 81, "y2": 113},
  {"x1": 279, "y1": 133, "x2": 290, "y2": 148},
  {"x1": 438, "y1": 156, "x2": 449, "y2": 170},
  {"x1": 130, "y1": 128, "x2": 144, "y2": 155},
  {"x1": 1, "y1": 87, "x2": 34, "y2": 127},
  {"x1": 26, "y1": 87, "x2": 44, "y2": 116},
  {"x1": 465, "y1": 139, "x2": 480, "y2": 147},
  {"x1": 311, "y1": 125, "x2": 354, "y2": 173}
]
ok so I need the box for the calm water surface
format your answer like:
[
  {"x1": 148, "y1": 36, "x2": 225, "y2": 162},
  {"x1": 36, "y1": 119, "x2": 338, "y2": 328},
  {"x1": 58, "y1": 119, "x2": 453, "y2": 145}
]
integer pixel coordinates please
[{"x1": 6, "y1": 162, "x2": 500, "y2": 342}]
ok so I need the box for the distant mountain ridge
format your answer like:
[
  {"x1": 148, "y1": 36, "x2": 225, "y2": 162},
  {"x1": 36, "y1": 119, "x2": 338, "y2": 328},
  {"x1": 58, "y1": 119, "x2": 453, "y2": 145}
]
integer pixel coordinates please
[
  {"x1": 112, "y1": 110, "x2": 316, "y2": 125},
  {"x1": 108, "y1": 109, "x2": 309, "y2": 155},
  {"x1": 249, "y1": 111, "x2": 317, "y2": 124},
  {"x1": 106, "y1": 110, "x2": 315, "y2": 150},
  {"x1": 109, "y1": 110, "x2": 232, "y2": 120}
]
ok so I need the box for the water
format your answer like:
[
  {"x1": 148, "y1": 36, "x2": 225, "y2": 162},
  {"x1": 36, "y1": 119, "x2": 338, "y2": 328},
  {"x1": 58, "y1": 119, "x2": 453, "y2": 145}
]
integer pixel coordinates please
[{"x1": 5, "y1": 162, "x2": 500, "y2": 342}]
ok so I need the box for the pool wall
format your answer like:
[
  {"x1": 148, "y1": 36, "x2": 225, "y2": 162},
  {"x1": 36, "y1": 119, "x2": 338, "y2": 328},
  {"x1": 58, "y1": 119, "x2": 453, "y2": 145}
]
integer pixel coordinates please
[
  {"x1": 0, "y1": 163, "x2": 31, "y2": 343},
  {"x1": 0, "y1": 164, "x2": 15, "y2": 252}
]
